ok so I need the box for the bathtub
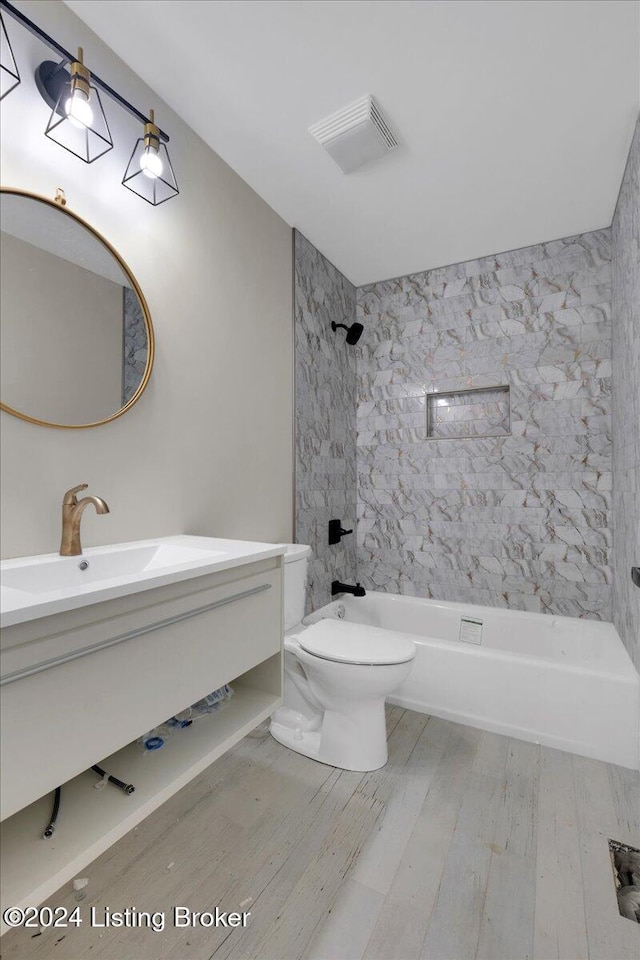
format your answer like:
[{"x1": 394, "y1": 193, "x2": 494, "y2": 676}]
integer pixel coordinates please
[{"x1": 306, "y1": 593, "x2": 640, "y2": 770}]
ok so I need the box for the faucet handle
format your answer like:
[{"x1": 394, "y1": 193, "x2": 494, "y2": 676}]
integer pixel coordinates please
[{"x1": 62, "y1": 483, "x2": 88, "y2": 505}]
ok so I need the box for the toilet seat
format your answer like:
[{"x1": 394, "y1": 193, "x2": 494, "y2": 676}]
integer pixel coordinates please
[{"x1": 298, "y1": 619, "x2": 415, "y2": 666}]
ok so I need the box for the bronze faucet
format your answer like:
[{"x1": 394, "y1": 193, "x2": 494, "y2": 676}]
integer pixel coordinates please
[{"x1": 60, "y1": 484, "x2": 110, "y2": 556}]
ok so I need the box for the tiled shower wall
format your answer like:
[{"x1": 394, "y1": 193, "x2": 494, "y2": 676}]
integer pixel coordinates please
[
  {"x1": 612, "y1": 115, "x2": 640, "y2": 668},
  {"x1": 356, "y1": 231, "x2": 613, "y2": 618},
  {"x1": 123, "y1": 287, "x2": 148, "y2": 405},
  {"x1": 295, "y1": 231, "x2": 357, "y2": 612}
]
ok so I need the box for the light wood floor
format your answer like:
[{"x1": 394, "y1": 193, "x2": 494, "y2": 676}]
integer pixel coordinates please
[{"x1": 2, "y1": 707, "x2": 638, "y2": 960}]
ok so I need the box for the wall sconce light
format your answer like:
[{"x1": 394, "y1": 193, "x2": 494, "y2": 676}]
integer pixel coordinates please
[
  {"x1": 36, "y1": 48, "x2": 113, "y2": 163},
  {"x1": 1, "y1": 0, "x2": 179, "y2": 203},
  {"x1": 0, "y1": 10, "x2": 20, "y2": 99},
  {"x1": 122, "y1": 109, "x2": 179, "y2": 205}
]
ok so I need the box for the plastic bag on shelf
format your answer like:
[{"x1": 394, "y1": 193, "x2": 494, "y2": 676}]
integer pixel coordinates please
[
  {"x1": 139, "y1": 713, "x2": 194, "y2": 751},
  {"x1": 139, "y1": 720, "x2": 179, "y2": 751},
  {"x1": 190, "y1": 684, "x2": 234, "y2": 718},
  {"x1": 138, "y1": 685, "x2": 234, "y2": 750}
]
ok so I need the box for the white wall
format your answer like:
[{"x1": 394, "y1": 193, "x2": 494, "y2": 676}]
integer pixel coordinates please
[{"x1": 0, "y1": 0, "x2": 293, "y2": 558}]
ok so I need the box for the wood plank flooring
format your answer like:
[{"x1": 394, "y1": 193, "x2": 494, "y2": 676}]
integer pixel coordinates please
[{"x1": 1, "y1": 708, "x2": 638, "y2": 960}]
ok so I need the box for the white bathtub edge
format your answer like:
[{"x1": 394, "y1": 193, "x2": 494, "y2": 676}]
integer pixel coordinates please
[{"x1": 387, "y1": 695, "x2": 640, "y2": 771}]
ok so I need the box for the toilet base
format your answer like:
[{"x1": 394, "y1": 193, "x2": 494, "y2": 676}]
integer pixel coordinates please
[
  {"x1": 270, "y1": 719, "x2": 323, "y2": 764},
  {"x1": 270, "y1": 700, "x2": 389, "y2": 772}
]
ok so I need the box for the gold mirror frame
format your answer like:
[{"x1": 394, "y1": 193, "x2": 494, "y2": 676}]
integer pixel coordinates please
[{"x1": 0, "y1": 187, "x2": 155, "y2": 429}]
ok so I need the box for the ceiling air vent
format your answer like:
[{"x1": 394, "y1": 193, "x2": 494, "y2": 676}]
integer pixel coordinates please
[{"x1": 309, "y1": 95, "x2": 398, "y2": 174}]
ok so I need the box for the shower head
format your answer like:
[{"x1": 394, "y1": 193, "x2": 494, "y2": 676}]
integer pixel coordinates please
[
  {"x1": 331, "y1": 321, "x2": 364, "y2": 346},
  {"x1": 346, "y1": 322, "x2": 364, "y2": 345}
]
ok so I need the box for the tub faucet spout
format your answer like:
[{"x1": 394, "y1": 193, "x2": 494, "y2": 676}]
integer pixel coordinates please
[{"x1": 331, "y1": 580, "x2": 366, "y2": 598}]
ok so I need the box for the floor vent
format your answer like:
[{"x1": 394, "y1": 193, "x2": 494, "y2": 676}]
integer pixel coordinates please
[{"x1": 309, "y1": 95, "x2": 399, "y2": 174}]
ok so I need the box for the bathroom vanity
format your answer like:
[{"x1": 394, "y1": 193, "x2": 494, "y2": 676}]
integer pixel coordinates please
[{"x1": 0, "y1": 536, "x2": 284, "y2": 927}]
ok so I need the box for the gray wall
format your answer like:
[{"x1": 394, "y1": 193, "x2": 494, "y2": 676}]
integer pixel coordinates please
[
  {"x1": 294, "y1": 231, "x2": 357, "y2": 612},
  {"x1": 1, "y1": 231, "x2": 123, "y2": 424},
  {"x1": 1, "y1": 0, "x2": 293, "y2": 558},
  {"x1": 612, "y1": 115, "x2": 640, "y2": 668},
  {"x1": 356, "y1": 231, "x2": 613, "y2": 619}
]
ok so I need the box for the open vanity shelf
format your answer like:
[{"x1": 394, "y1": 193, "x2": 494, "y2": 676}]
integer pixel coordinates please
[
  {"x1": 0, "y1": 657, "x2": 281, "y2": 925},
  {"x1": 0, "y1": 542, "x2": 285, "y2": 933}
]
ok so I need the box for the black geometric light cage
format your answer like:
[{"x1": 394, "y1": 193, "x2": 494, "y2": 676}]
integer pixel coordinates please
[
  {"x1": 1, "y1": 0, "x2": 178, "y2": 203},
  {"x1": 0, "y1": 10, "x2": 20, "y2": 99},
  {"x1": 122, "y1": 137, "x2": 179, "y2": 206},
  {"x1": 40, "y1": 59, "x2": 113, "y2": 164}
]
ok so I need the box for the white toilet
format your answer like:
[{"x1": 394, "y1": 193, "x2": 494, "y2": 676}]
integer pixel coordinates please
[{"x1": 270, "y1": 544, "x2": 415, "y2": 771}]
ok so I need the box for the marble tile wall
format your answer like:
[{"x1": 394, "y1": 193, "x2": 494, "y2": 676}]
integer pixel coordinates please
[
  {"x1": 356, "y1": 230, "x2": 613, "y2": 618},
  {"x1": 295, "y1": 231, "x2": 358, "y2": 613},
  {"x1": 122, "y1": 287, "x2": 148, "y2": 405},
  {"x1": 612, "y1": 114, "x2": 640, "y2": 669}
]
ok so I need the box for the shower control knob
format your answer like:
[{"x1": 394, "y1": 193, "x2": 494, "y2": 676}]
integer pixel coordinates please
[{"x1": 328, "y1": 519, "x2": 353, "y2": 545}]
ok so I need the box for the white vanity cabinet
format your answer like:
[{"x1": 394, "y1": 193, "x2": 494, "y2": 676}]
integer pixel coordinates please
[{"x1": 0, "y1": 540, "x2": 284, "y2": 928}]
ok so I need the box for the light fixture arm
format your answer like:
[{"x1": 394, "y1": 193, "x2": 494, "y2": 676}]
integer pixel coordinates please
[
  {"x1": 143, "y1": 108, "x2": 161, "y2": 151},
  {"x1": 0, "y1": 0, "x2": 170, "y2": 142}
]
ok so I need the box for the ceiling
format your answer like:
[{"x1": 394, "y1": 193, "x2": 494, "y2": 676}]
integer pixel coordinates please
[
  {"x1": 2, "y1": 196, "x2": 131, "y2": 288},
  {"x1": 66, "y1": 0, "x2": 639, "y2": 286}
]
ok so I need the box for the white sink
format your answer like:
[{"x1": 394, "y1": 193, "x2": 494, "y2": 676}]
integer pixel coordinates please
[
  {"x1": 2, "y1": 543, "x2": 225, "y2": 594},
  {"x1": 0, "y1": 536, "x2": 285, "y2": 627}
]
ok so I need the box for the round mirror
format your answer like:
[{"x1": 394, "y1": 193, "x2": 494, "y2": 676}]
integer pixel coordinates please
[{"x1": 0, "y1": 188, "x2": 154, "y2": 428}]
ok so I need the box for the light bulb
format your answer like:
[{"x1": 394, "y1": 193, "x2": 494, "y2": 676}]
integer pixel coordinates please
[
  {"x1": 65, "y1": 92, "x2": 93, "y2": 129},
  {"x1": 140, "y1": 147, "x2": 163, "y2": 179}
]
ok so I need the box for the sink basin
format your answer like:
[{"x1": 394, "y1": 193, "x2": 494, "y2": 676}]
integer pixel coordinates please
[
  {"x1": 2, "y1": 543, "x2": 226, "y2": 594},
  {"x1": 1, "y1": 536, "x2": 285, "y2": 627}
]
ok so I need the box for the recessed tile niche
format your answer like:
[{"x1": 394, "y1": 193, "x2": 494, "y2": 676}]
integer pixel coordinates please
[{"x1": 426, "y1": 385, "x2": 510, "y2": 440}]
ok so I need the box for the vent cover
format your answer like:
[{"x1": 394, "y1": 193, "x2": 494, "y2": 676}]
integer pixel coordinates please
[{"x1": 309, "y1": 95, "x2": 398, "y2": 174}]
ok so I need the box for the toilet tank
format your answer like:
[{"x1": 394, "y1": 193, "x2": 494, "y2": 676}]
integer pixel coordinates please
[{"x1": 283, "y1": 544, "x2": 312, "y2": 631}]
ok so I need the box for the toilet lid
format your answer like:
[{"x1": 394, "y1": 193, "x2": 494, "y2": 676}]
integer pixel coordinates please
[{"x1": 299, "y1": 619, "x2": 416, "y2": 665}]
